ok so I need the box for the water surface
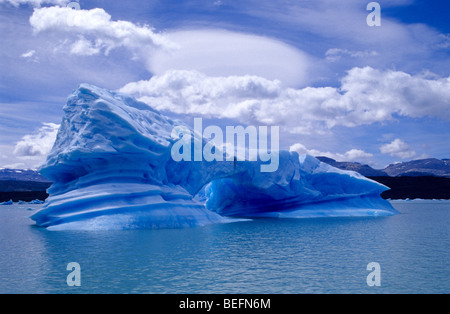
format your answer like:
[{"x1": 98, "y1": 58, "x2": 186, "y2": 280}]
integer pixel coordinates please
[{"x1": 0, "y1": 201, "x2": 448, "y2": 294}]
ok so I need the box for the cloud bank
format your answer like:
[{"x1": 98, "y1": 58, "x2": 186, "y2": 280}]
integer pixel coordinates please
[{"x1": 120, "y1": 67, "x2": 450, "y2": 134}]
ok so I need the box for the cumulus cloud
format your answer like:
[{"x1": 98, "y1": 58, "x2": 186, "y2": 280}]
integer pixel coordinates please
[
  {"x1": 13, "y1": 122, "x2": 59, "y2": 157},
  {"x1": 120, "y1": 67, "x2": 450, "y2": 134},
  {"x1": 289, "y1": 143, "x2": 373, "y2": 162},
  {"x1": 120, "y1": 70, "x2": 283, "y2": 120},
  {"x1": 379, "y1": 139, "x2": 417, "y2": 159},
  {"x1": 29, "y1": 6, "x2": 177, "y2": 57}
]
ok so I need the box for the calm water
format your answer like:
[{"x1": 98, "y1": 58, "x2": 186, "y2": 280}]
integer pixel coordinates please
[{"x1": 0, "y1": 201, "x2": 448, "y2": 294}]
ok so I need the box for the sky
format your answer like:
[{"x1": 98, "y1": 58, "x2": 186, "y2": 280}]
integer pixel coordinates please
[{"x1": 0, "y1": 0, "x2": 449, "y2": 170}]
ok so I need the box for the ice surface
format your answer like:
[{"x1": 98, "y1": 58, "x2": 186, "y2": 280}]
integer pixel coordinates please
[
  {"x1": 205, "y1": 154, "x2": 397, "y2": 218},
  {"x1": 31, "y1": 84, "x2": 397, "y2": 230}
]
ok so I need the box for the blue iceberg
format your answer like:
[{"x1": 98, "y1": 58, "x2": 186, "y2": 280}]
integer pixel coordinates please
[
  {"x1": 1, "y1": 199, "x2": 13, "y2": 206},
  {"x1": 31, "y1": 84, "x2": 397, "y2": 230}
]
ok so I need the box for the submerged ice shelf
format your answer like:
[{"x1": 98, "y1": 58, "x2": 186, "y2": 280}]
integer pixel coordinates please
[{"x1": 31, "y1": 84, "x2": 398, "y2": 230}]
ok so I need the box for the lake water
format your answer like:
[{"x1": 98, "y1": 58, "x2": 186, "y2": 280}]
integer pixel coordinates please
[{"x1": 0, "y1": 201, "x2": 448, "y2": 294}]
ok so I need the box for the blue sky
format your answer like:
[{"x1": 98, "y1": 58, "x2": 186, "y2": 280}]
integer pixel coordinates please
[{"x1": 0, "y1": 0, "x2": 449, "y2": 169}]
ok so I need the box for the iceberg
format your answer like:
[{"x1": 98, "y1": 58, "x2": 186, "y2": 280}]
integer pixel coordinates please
[
  {"x1": 205, "y1": 153, "x2": 397, "y2": 218},
  {"x1": 28, "y1": 199, "x2": 45, "y2": 205},
  {"x1": 1, "y1": 199, "x2": 13, "y2": 206},
  {"x1": 18, "y1": 199, "x2": 45, "y2": 205},
  {"x1": 31, "y1": 84, "x2": 397, "y2": 230}
]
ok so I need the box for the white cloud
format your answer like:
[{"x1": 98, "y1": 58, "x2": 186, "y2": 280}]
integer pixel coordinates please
[
  {"x1": 29, "y1": 6, "x2": 178, "y2": 57},
  {"x1": 379, "y1": 139, "x2": 417, "y2": 159},
  {"x1": 20, "y1": 49, "x2": 40, "y2": 63},
  {"x1": 69, "y1": 36, "x2": 102, "y2": 56},
  {"x1": 13, "y1": 122, "x2": 59, "y2": 157},
  {"x1": 289, "y1": 143, "x2": 373, "y2": 162},
  {"x1": 340, "y1": 67, "x2": 450, "y2": 122},
  {"x1": 344, "y1": 149, "x2": 374, "y2": 161},
  {"x1": 20, "y1": 49, "x2": 36, "y2": 58},
  {"x1": 120, "y1": 67, "x2": 450, "y2": 134},
  {"x1": 148, "y1": 29, "x2": 313, "y2": 87},
  {"x1": 2, "y1": 123, "x2": 60, "y2": 169},
  {"x1": 0, "y1": 0, "x2": 68, "y2": 7}
]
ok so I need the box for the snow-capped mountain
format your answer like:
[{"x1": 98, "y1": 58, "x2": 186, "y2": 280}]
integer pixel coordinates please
[
  {"x1": 316, "y1": 157, "x2": 389, "y2": 177},
  {"x1": 317, "y1": 157, "x2": 450, "y2": 178},
  {"x1": 383, "y1": 158, "x2": 450, "y2": 177},
  {"x1": 0, "y1": 168, "x2": 51, "y2": 182}
]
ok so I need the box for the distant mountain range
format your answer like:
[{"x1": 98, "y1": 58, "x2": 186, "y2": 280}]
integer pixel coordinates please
[
  {"x1": 316, "y1": 157, "x2": 389, "y2": 177},
  {"x1": 315, "y1": 157, "x2": 450, "y2": 199},
  {"x1": 0, "y1": 168, "x2": 51, "y2": 182},
  {"x1": 383, "y1": 158, "x2": 450, "y2": 177},
  {"x1": 316, "y1": 157, "x2": 450, "y2": 178},
  {"x1": 0, "y1": 169, "x2": 51, "y2": 202}
]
